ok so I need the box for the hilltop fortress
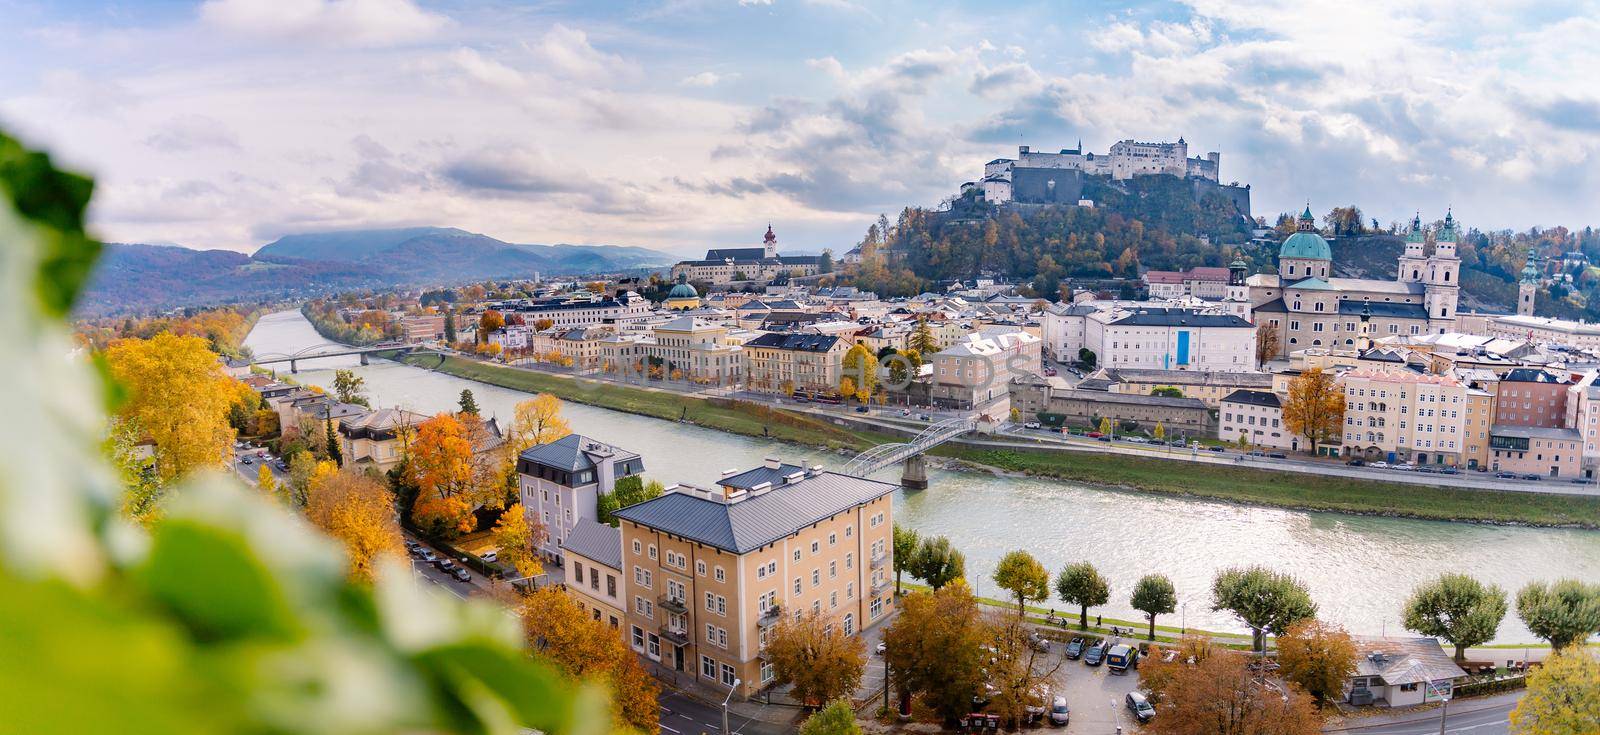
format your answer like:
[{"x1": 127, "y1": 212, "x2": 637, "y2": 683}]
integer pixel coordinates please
[{"x1": 963, "y1": 138, "x2": 1250, "y2": 218}]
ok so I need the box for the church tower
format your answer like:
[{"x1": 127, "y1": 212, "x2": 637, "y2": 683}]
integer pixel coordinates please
[
  {"x1": 1518, "y1": 248, "x2": 1540, "y2": 317},
  {"x1": 1397, "y1": 213, "x2": 1427, "y2": 284},
  {"x1": 1225, "y1": 257, "x2": 1252, "y2": 322},
  {"x1": 762, "y1": 224, "x2": 778, "y2": 259},
  {"x1": 1423, "y1": 210, "x2": 1461, "y2": 326}
]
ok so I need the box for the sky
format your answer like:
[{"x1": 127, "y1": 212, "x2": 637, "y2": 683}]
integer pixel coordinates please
[{"x1": 1, "y1": 0, "x2": 1598, "y2": 257}]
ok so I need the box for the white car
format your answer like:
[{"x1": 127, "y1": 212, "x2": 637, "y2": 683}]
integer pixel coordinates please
[
  {"x1": 1369, "y1": 461, "x2": 1390, "y2": 469},
  {"x1": 1023, "y1": 422, "x2": 1041, "y2": 429},
  {"x1": 875, "y1": 641, "x2": 887, "y2": 655},
  {"x1": 480, "y1": 551, "x2": 498, "y2": 563}
]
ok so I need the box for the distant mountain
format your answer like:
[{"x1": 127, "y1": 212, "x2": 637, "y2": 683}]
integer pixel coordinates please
[{"x1": 77, "y1": 227, "x2": 677, "y2": 316}]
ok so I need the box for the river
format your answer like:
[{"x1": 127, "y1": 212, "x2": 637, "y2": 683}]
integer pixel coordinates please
[{"x1": 248, "y1": 310, "x2": 1600, "y2": 644}]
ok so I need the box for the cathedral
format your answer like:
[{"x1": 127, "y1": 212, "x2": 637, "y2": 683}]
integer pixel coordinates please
[{"x1": 1248, "y1": 207, "x2": 1461, "y2": 358}]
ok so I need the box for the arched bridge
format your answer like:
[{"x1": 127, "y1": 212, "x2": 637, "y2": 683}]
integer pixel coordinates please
[
  {"x1": 842, "y1": 416, "x2": 976, "y2": 488},
  {"x1": 250, "y1": 342, "x2": 413, "y2": 373}
]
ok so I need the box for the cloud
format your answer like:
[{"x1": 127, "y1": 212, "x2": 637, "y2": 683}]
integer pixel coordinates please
[
  {"x1": 527, "y1": 24, "x2": 635, "y2": 82},
  {"x1": 681, "y1": 71, "x2": 732, "y2": 87},
  {"x1": 144, "y1": 115, "x2": 242, "y2": 152},
  {"x1": 1528, "y1": 96, "x2": 1600, "y2": 132},
  {"x1": 969, "y1": 62, "x2": 1042, "y2": 98},
  {"x1": 450, "y1": 48, "x2": 525, "y2": 91},
  {"x1": 440, "y1": 146, "x2": 661, "y2": 216},
  {"x1": 198, "y1": 0, "x2": 448, "y2": 46}
]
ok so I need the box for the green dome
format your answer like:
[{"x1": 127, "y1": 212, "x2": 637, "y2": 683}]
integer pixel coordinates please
[
  {"x1": 1279, "y1": 231, "x2": 1332, "y2": 261},
  {"x1": 667, "y1": 281, "x2": 699, "y2": 299}
]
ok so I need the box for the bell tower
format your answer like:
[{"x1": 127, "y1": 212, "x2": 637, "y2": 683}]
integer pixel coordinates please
[
  {"x1": 1398, "y1": 213, "x2": 1426, "y2": 284},
  {"x1": 763, "y1": 224, "x2": 778, "y2": 259},
  {"x1": 1518, "y1": 248, "x2": 1540, "y2": 317},
  {"x1": 1423, "y1": 210, "x2": 1461, "y2": 325}
]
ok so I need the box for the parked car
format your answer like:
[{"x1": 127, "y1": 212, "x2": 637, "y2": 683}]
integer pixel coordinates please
[
  {"x1": 418, "y1": 550, "x2": 438, "y2": 563},
  {"x1": 1571, "y1": 477, "x2": 1592, "y2": 484},
  {"x1": 1392, "y1": 462, "x2": 1416, "y2": 471},
  {"x1": 1023, "y1": 684, "x2": 1050, "y2": 723},
  {"x1": 876, "y1": 641, "x2": 887, "y2": 656},
  {"x1": 1369, "y1": 461, "x2": 1390, "y2": 469},
  {"x1": 1064, "y1": 637, "x2": 1085, "y2": 659},
  {"x1": 1494, "y1": 471, "x2": 1517, "y2": 479},
  {"x1": 1106, "y1": 644, "x2": 1139, "y2": 674},
  {"x1": 854, "y1": 405, "x2": 870, "y2": 413},
  {"x1": 435, "y1": 559, "x2": 455, "y2": 572},
  {"x1": 1125, "y1": 692, "x2": 1156, "y2": 723},
  {"x1": 1207, "y1": 446, "x2": 1225, "y2": 452},
  {"x1": 1267, "y1": 452, "x2": 1288, "y2": 459},
  {"x1": 1047, "y1": 696, "x2": 1070, "y2": 726},
  {"x1": 1028, "y1": 634, "x2": 1050, "y2": 653},
  {"x1": 1084, "y1": 642, "x2": 1106, "y2": 666},
  {"x1": 1097, "y1": 436, "x2": 1111, "y2": 442},
  {"x1": 1085, "y1": 431, "x2": 1103, "y2": 438},
  {"x1": 480, "y1": 551, "x2": 497, "y2": 563},
  {"x1": 1125, "y1": 436, "x2": 1148, "y2": 444},
  {"x1": 451, "y1": 567, "x2": 471, "y2": 582},
  {"x1": 1023, "y1": 422, "x2": 1041, "y2": 429},
  {"x1": 1346, "y1": 458, "x2": 1365, "y2": 466},
  {"x1": 1247, "y1": 450, "x2": 1266, "y2": 457},
  {"x1": 241, "y1": 456, "x2": 254, "y2": 465},
  {"x1": 1521, "y1": 473, "x2": 1542, "y2": 481},
  {"x1": 1439, "y1": 467, "x2": 1461, "y2": 475}
]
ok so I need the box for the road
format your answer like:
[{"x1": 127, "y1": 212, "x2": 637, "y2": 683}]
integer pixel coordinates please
[
  {"x1": 1324, "y1": 692, "x2": 1521, "y2": 735},
  {"x1": 656, "y1": 690, "x2": 788, "y2": 735}
]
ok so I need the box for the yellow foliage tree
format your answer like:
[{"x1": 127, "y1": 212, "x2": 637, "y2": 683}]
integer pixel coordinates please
[
  {"x1": 520, "y1": 587, "x2": 660, "y2": 734},
  {"x1": 492, "y1": 503, "x2": 544, "y2": 579},
  {"x1": 410, "y1": 414, "x2": 474, "y2": 501},
  {"x1": 840, "y1": 343, "x2": 879, "y2": 402},
  {"x1": 1283, "y1": 367, "x2": 1346, "y2": 454},
  {"x1": 306, "y1": 469, "x2": 405, "y2": 584},
  {"x1": 1510, "y1": 647, "x2": 1599, "y2": 735},
  {"x1": 255, "y1": 464, "x2": 276, "y2": 496},
  {"x1": 103, "y1": 332, "x2": 245, "y2": 483},
  {"x1": 839, "y1": 376, "x2": 856, "y2": 400},
  {"x1": 503, "y1": 395, "x2": 571, "y2": 486}
]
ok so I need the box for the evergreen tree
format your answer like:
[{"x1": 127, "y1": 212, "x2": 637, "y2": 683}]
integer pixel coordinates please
[
  {"x1": 443, "y1": 307, "x2": 457, "y2": 344},
  {"x1": 458, "y1": 389, "x2": 480, "y2": 415},
  {"x1": 325, "y1": 416, "x2": 343, "y2": 467}
]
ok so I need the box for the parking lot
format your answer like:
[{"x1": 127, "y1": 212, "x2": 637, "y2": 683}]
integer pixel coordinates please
[{"x1": 1040, "y1": 633, "x2": 1148, "y2": 733}]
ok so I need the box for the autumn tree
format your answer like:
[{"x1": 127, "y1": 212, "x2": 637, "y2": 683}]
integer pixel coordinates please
[
  {"x1": 883, "y1": 585, "x2": 988, "y2": 721},
  {"x1": 479, "y1": 309, "x2": 505, "y2": 337},
  {"x1": 597, "y1": 476, "x2": 665, "y2": 526},
  {"x1": 502, "y1": 394, "x2": 571, "y2": 484},
  {"x1": 408, "y1": 413, "x2": 479, "y2": 535},
  {"x1": 285, "y1": 450, "x2": 319, "y2": 507},
  {"x1": 891, "y1": 524, "x2": 919, "y2": 595},
  {"x1": 910, "y1": 535, "x2": 965, "y2": 590},
  {"x1": 1055, "y1": 561, "x2": 1110, "y2": 629},
  {"x1": 1255, "y1": 323, "x2": 1281, "y2": 366},
  {"x1": 1510, "y1": 647, "x2": 1600, "y2": 735},
  {"x1": 519, "y1": 587, "x2": 660, "y2": 734},
  {"x1": 1211, "y1": 565, "x2": 1317, "y2": 653},
  {"x1": 1403, "y1": 574, "x2": 1509, "y2": 662},
  {"x1": 992, "y1": 550, "x2": 1050, "y2": 615},
  {"x1": 1148, "y1": 652, "x2": 1321, "y2": 735},
  {"x1": 766, "y1": 613, "x2": 867, "y2": 706},
  {"x1": 255, "y1": 464, "x2": 277, "y2": 496},
  {"x1": 324, "y1": 416, "x2": 342, "y2": 467},
  {"x1": 492, "y1": 503, "x2": 544, "y2": 579},
  {"x1": 305, "y1": 469, "x2": 405, "y2": 584},
  {"x1": 1282, "y1": 368, "x2": 1345, "y2": 454},
  {"x1": 986, "y1": 609, "x2": 1064, "y2": 728},
  {"x1": 1276, "y1": 620, "x2": 1357, "y2": 705},
  {"x1": 840, "y1": 343, "x2": 879, "y2": 402},
  {"x1": 1515, "y1": 579, "x2": 1600, "y2": 650},
  {"x1": 1131, "y1": 574, "x2": 1178, "y2": 641},
  {"x1": 332, "y1": 369, "x2": 369, "y2": 407},
  {"x1": 798, "y1": 698, "x2": 859, "y2": 735},
  {"x1": 104, "y1": 332, "x2": 247, "y2": 483}
]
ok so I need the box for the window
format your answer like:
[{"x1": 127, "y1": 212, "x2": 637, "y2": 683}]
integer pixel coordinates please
[
  {"x1": 871, "y1": 596, "x2": 883, "y2": 619},
  {"x1": 811, "y1": 541, "x2": 819, "y2": 554},
  {"x1": 847, "y1": 582, "x2": 854, "y2": 599},
  {"x1": 573, "y1": 561, "x2": 583, "y2": 582},
  {"x1": 649, "y1": 545, "x2": 657, "y2": 560},
  {"x1": 845, "y1": 553, "x2": 853, "y2": 569},
  {"x1": 647, "y1": 633, "x2": 659, "y2": 659},
  {"x1": 766, "y1": 561, "x2": 777, "y2": 576},
  {"x1": 828, "y1": 533, "x2": 837, "y2": 546},
  {"x1": 812, "y1": 569, "x2": 820, "y2": 587},
  {"x1": 607, "y1": 574, "x2": 616, "y2": 597},
  {"x1": 721, "y1": 664, "x2": 737, "y2": 687},
  {"x1": 715, "y1": 566, "x2": 725, "y2": 582},
  {"x1": 829, "y1": 561, "x2": 837, "y2": 578},
  {"x1": 792, "y1": 549, "x2": 801, "y2": 562},
  {"x1": 705, "y1": 591, "x2": 716, "y2": 611},
  {"x1": 702, "y1": 655, "x2": 717, "y2": 679},
  {"x1": 697, "y1": 560, "x2": 706, "y2": 576},
  {"x1": 632, "y1": 540, "x2": 642, "y2": 555},
  {"x1": 830, "y1": 591, "x2": 838, "y2": 609},
  {"x1": 844, "y1": 613, "x2": 855, "y2": 636},
  {"x1": 845, "y1": 526, "x2": 852, "y2": 538},
  {"x1": 794, "y1": 577, "x2": 802, "y2": 595},
  {"x1": 761, "y1": 663, "x2": 775, "y2": 683},
  {"x1": 716, "y1": 595, "x2": 727, "y2": 615},
  {"x1": 632, "y1": 626, "x2": 645, "y2": 650}
]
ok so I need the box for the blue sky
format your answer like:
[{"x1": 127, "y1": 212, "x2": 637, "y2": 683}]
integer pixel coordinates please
[{"x1": 2, "y1": 0, "x2": 1597, "y2": 256}]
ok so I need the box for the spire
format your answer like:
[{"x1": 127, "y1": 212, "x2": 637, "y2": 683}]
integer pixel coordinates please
[
  {"x1": 764, "y1": 223, "x2": 776, "y2": 243},
  {"x1": 1405, "y1": 211, "x2": 1425, "y2": 244},
  {"x1": 1297, "y1": 202, "x2": 1316, "y2": 232}
]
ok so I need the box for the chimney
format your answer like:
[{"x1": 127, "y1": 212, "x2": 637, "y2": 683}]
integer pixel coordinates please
[
  {"x1": 763, "y1": 457, "x2": 782, "y2": 470},
  {"x1": 721, "y1": 468, "x2": 739, "y2": 478}
]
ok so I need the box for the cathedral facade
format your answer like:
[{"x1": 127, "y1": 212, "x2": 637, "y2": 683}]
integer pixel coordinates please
[{"x1": 1248, "y1": 208, "x2": 1461, "y2": 358}]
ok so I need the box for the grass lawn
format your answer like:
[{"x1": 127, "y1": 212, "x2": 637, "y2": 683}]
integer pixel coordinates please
[{"x1": 934, "y1": 445, "x2": 1600, "y2": 529}]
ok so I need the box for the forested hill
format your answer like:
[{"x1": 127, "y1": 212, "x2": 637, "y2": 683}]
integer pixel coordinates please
[{"x1": 851, "y1": 173, "x2": 1255, "y2": 297}]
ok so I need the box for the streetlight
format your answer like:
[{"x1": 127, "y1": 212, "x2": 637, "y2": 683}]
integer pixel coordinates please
[
  {"x1": 1180, "y1": 601, "x2": 1187, "y2": 634},
  {"x1": 1407, "y1": 660, "x2": 1450, "y2": 735},
  {"x1": 721, "y1": 678, "x2": 742, "y2": 735}
]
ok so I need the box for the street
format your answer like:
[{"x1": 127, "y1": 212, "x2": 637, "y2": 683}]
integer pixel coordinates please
[{"x1": 1323, "y1": 692, "x2": 1521, "y2": 735}]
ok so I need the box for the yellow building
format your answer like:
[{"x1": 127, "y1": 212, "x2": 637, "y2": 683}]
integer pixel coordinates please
[
  {"x1": 663, "y1": 275, "x2": 701, "y2": 311},
  {"x1": 743, "y1": 333, "x2": 848, "y2": 395},
  {"x1": 560, "y1": 519, "x2": 628, "y2": 631}
]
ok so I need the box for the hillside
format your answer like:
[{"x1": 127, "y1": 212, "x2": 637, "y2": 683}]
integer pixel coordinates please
[{"x1": 77, "y1": 228, "x2": 677, "y2": 316}]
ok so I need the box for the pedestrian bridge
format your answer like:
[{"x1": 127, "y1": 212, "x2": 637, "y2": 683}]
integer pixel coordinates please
[
  {"x1": 841, "y1": 416, "x2": 976, "y2": 488},
  {"x1": 250, "y1": 342, "x2": 411, "y2": 372}
]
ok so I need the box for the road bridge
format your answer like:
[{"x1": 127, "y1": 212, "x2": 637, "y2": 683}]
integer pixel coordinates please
[
  {"x1": 841, "y1": 416, "x2": 976, "y2": 488},
  {"x1": 250, "y1": 342, "x2": 413, "y2": 373}
]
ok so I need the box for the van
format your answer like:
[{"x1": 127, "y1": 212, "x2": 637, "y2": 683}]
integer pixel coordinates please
[{"x1": 1106, "y1": 644, "x2": 1139, "y2": 674}]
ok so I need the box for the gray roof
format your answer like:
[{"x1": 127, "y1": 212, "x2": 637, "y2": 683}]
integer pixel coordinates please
[
  {"x1": 703, "y1": 247, "x2": 766, "y2": 260},
  {"x1": 613, "y1": 471, "x2": 897, "y2": 554},
  {"x1": 1099, "y1": 368, "x2": 1273, "y2": 388},
  {"x1": 519, "y1": 434, "x2": 640, "y2": 473},
  {"x1": 1337, "y1": 300, "x2": 1429, "y2": 319},
  {"x1": 1352, "y1": 637, "x2": 1468, "y2": 685},
  {"x1": 1222, "y1": 389, "x2": 1281, "y2": 408},
  {"x1": 719, "y1": 462, "x2": 807, "y2": 491},
  {"x1": 745, "y1": 333, "x2": 840, "y2": 352},
  {"x1": 1108, "y1": 309, "x2": 1251, "y2": 328},
  {"x1": 561, "y1": 518, "x2": 622, "y2": 570},
  {"x1": 1488, "y1": 425, "x2": 1582, "y2": 441},
  {"x1": 1502, "y1": 368, "x2": 1569, "y2": 384}
]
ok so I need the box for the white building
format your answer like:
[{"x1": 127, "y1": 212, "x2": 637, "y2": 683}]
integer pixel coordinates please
[
  {"x1": 1085, "y1": 308, "x2": 1256, "y2": 371},
  {"x1": 1218, "y1": 390, "x2": 1294, "y2": 450},
  {"x1": 510, "y1": 291, "x2": 652, "y2": 328},
  {"x1": 671, "y1": 226, "x2": 823, "y2": 285},
  {"x1": 1340, "y1": 368, "x2": 1468, "y2": 466},
  {"x1": 1483, "y1": 314, "x2": 1600, "y2": 350},
  {"x1": 516, "y1": 434, "x2": 644, "y2": 562}
]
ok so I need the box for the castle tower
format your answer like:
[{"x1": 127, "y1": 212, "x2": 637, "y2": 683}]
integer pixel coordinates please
[
  {"x1": 1423, "y1": 209, "x2": 1461, "y2": 325},
  {"x1": 1398, "y1": 213, "x2": 1427, "y2": 283},
  {"x1": 763, "y1": 224, "x2": 778, "y2": 259},
  {"x1": 1518, "y1": 248, "x2": 1540, "y2": 317}
]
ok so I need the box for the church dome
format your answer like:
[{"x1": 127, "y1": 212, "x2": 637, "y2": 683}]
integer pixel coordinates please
[
  {"x1": 1279, "y1": 231, "x2": 1332, "y2": 261},
  {"x1": 668, "y1": 281, "x2": 699, "y2": 299}
]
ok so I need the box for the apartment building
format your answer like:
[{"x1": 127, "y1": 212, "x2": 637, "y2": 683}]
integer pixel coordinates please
[
  {"x1": 1487, "y1": 426, "x2": 1582, "y2": 478},
  {"x1": 561, "y1": 519, "x2": 627, "y2": 629},
  {"x1": 1493, "y1": 368, "x2": 1571, "y2": 428},
  {"x1": 1219, "y1": 390, "x2": 1293, "y2": 450},
  {"x1": 929, "y1": 326, "x2": 1042, "y2": 410},
  {"x1": 1462, "y1": 388, "x2": 1494, "y2": 469},
  {"x1": 400, "y1": 314, "x2": 446, "y2": 343},
  {"x1": 1100, "y1": 368, "x2": 1274, "y2": 408},
  {"x1": 1086, "y1": 308, "x2": 1256, "y2": 371},
  {"x1": 612, "y1": 461, "x2": 897, "y2": 697},
  {"x1": 742, "y1": 333, "x2": 846, "y2": 396},
  {"x1": 517, "y1": 434, "x2": 644, "y2": 563},
  {"x1": 600, "y1": 315, "x2": 745, "y2": 385},
  {"x1": 528, "y1": 326, "x2": 615, "y2": 368},
  {"x1": 337, "y1": 407, "x2": 428, "y2": 471},
  {"x1": 1340, "y1": 369, "x2": 1468, "y2": 466}
]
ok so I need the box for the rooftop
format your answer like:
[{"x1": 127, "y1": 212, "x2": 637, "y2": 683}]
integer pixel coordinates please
[
  {"x1": 1352, "y1": 637, "x2": 1467, "y2": 685},
  {"x1": 744, "y1": 332, "x2": 840, "y2": 352},
  {"x1": 1221, "y1": 389, "x2": 1282, "y2": 408},
  {"x1": 560, "y1": 518, "x2": 622, "y2": 570},
  {"x1": 519, "y1": 434, "x2": 640, "y2": 473}
]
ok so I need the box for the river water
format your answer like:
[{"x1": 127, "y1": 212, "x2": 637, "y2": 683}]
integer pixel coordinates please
[{"x1": 248, "y1": 310, "x2": 1600, "y2": 644}]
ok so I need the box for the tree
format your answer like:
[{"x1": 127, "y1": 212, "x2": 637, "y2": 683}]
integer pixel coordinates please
[
  {"x1": 408, "y1": 413, "x2": 479, "y2": 528},
  {"x1": 600, "y1": 476, "x2": 665, "y2": 525},
  {"x1": 840, "y1": 343, "x2": 879, "y2": 402},
  {"x1": 992, "y1": 550, "x2": 1050, "y2": 615},
  {"x1": 324, "y1": 416, "x2": 343, "y2": 467},
  {"x1": 986, "y1": 608, "x2": 1065, "y2": 728},
  {"x1": 1098, "y1": 416, "x2": 1112, "y2": 435},
  {"x1": 285, "y1": 450, "x2": 318, "y2": 506},
  {"x1": 1255, "y1": 323, "x2": 1280, "y2": 366},
  {"x1": 1510, "y1": 647, "x2": 1600, "y2": 735},
  {"x1": 1055, "y1": 562, "x2": 1110, "y2": 629},
  {"x1": 1276, "y1": 620, "x2": 1357, "y2": 705},
  {"x1": 458, "y1": 389, "x2": 480, "y2": 415},
  {"x1": 1131, "y1": 574, "x2": 1178, "y2": 640},
  {"x1": 910, "y1": 535, "x2": 965, "y2": 590},
  {"x1": 332, "y1": 369, "x2": 368, "y2": 407},
  {"x1": 883, "y1": 585, "x2": 988, "y2": 721},
  {"x1": 479, "y1": 309, "x2": 505, "y2": 336},
  {"x1": 1077, "y1": 346, "x2": 1096, "y2": 368},
  {"x1": 1147, "y1": 652, "x2": 1321, "y2": 735},
  {"x1": 305, "y1": 469, "x2": 405, "y2": 584},
  {"x1": 442, "y1": 306, "x2": 457, "y2": 343},
  {"x1": 798, "y1": 698, "x2": 857, "y2": 735},
  {"x1": 909, "y1": 318, "x2": 938, "y2": 355},
  {"x1": 766, "y1": 613, "x2": 867, "y2": 706},
  {"x1": 492, "y1": 503, "x2": 545, "y2": 579},
  {"x1": 1282, "y1": 368, "x2": 1344, "y2": 454},
  {"x1": 254, "y1": 463, "x2": 276, "y2": 496},
  {"x1": 519, "y1": 587, "x2": 660, "y2": 734},
  {"x1": 103, "y1": 332, "x2": 246, "y2": 483},
  {"x1": 1516, "y1": 579, "x2": 1600, "y2": 650},
  {"x1": 892, "y1": 524, "x2": 919, "y2": 595},
  {"x1": 534, "y1": 318, "x2": 554, "y2": 331},
  {"x1": 503, "y1": 394, "x2": 571, "y2": 483},
  {"x1": 838, "y1": 376, "x2": 856, "y2": 400},
  {"x1": 1153, "y1": 422, "x2": 1166, "y2": 441},
  {"x1": 1151, "y1": 386, "x2": 1183, "y2": 398},
  {"x1": 1402, "y1": 574, "x2": 1509, "y2": 662},
  {"x1": 1211, "y1": 565, "x2": 1318, "y2": 653}
]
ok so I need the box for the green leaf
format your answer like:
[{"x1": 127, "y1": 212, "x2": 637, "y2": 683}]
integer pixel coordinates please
[
  {"x1": 415, "y1": 642, "x2": 594, "y2": 735},
  {"x1": 138, "y1": 520, "x2": 303, "y2": 643},
  {"x1": 0, "y1": 131, "x2": 99, "y2": 317}
]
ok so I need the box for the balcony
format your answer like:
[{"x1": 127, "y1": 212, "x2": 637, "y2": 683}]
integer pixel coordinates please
[
  {"x1": 756, "y1": 604, "x2": 783, "y2": 629},
  {"x1": 870, "y1": 551, "x2": 889, "y2": 570},
  {"x1": 659, "y1": 623, "x2": 690, "y2": 646},
  {"x1": 871, "y1": 578, "x2": 890, "y2": 596},
  {"x1": 659, "y1": 594, "x2": 687, "y2": 614}
]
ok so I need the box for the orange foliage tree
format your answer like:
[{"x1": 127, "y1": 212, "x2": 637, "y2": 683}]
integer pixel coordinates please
[
  {"x1": 520, "y1": 587, "x2": 660, "y2": 734},
  {"x1": 1149, "y1": 652, "x2": 1321, "y2": 735},
  {"x1": 306, "y1": 469, "x2": 405, "y2": 583}
]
